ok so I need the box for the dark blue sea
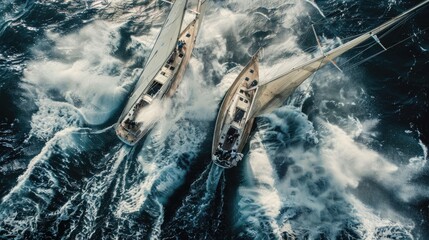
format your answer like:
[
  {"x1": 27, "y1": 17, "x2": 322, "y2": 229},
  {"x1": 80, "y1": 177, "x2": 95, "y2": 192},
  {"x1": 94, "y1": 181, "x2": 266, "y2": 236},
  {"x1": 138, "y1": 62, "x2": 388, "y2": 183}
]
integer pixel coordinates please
[{"x1": 1, "y1": 0, "x2": 428, "y2": 239}]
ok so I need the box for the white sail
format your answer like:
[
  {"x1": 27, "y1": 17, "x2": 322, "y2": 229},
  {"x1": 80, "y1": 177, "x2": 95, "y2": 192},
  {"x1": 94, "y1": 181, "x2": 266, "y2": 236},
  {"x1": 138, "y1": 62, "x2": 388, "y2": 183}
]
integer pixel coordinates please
[
  {"x1": 248, "y1": 0, "x2": 429, "y2": 118},
  {"x1": 120, "y1": 0, "x2": 188, "y2": 120}
]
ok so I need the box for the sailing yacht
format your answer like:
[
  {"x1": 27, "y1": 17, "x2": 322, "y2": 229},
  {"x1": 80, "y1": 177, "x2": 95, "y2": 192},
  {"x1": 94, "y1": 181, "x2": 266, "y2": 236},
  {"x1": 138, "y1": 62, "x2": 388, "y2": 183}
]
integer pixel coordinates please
[
  {"x1": 116, "y1": 0, "x2": 205, "y2": 146},
  {"x1": 212, "y1": 0, "x2": 429, "y2": 168}
]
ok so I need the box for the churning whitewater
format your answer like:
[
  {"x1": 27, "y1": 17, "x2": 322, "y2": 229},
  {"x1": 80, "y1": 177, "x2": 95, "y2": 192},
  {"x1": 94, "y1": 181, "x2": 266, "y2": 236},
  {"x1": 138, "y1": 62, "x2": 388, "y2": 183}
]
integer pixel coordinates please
[{"x1": 1, "y1": 0, "x2": 428, "y2": 239}]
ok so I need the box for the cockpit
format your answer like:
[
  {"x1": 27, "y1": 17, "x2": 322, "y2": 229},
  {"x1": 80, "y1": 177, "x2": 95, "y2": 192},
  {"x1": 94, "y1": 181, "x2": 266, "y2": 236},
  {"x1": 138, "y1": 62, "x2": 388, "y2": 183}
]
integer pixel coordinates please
[{"x1": 147, "y1": 81, "x2": 163, "y2": 97}]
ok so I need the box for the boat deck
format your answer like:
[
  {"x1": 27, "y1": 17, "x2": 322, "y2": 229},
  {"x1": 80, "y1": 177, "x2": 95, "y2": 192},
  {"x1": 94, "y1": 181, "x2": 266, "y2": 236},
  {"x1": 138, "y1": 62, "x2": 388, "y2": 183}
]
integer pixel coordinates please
[
  {"x1": 212, "y1": 57, "x2": 259, "y2": 167},
  {"x1": 116, "y1": 19, "x2": 201, "y2": 146}
]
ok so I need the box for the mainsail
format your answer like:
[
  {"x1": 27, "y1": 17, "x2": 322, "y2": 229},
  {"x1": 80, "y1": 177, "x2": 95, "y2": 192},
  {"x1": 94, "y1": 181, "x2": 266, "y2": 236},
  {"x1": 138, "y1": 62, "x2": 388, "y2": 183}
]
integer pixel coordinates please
[
  {"x1": 248, "y1": 0, "x2": 429, "y2": 119},
  {"x1": 120, "y1": 0, "x2": 188, "y2": 120}
]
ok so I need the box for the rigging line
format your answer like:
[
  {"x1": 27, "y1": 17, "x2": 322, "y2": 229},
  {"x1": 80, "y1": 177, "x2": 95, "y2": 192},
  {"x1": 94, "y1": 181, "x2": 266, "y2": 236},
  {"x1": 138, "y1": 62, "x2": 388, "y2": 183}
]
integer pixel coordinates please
[
  {"x1": 339, "y1": 32, "x2": 368, "y2": 42},
  {"x1": 333, "y1": 11, "x2": 412, "y2": 43},
  {"x1": 291, "y1": 30, "x2": 318, "y2": 53},
  {"x1": 302, "y1": 55, "x2": 325, "y2": 99},
  {"x1": 311, "y1": 17, "x2": 397, "y2": 26},
  {"x1": 301, "y1": 28, "x2": 375, "y2": 68},
  {"x1": 340, "y1": 20, "x2": 410, "y2": 65},
  {"x1": 307, "y1": 24, "x2": 379, "y2": 55},
  {"x1": 338, "y1": 14, "x2": 418, "y2": 66},
  {"x1": 311, "y1": 0, "x2": 427, "y2": 26},
  {"x1": 342, "y1": 17, "x2": 429, "y2": 68},
  {"x1": 342, "y1": 26, "x2": 429, "y2": 72},
  {"x1": 378, "y1": 15, "x2": 412, "y2": 39},
  {"x1": 307, "y1": 27, "x2": 378, "y2": 57},
  {"x1": 310, "y1": 5, "x2": 349, "y2": 24},
  {"x1": 311, "y1": 2, "x2": 424, "y2": 47},
  {"x1": 339, "y1": 41, "x2": 379, "y2": 67}
]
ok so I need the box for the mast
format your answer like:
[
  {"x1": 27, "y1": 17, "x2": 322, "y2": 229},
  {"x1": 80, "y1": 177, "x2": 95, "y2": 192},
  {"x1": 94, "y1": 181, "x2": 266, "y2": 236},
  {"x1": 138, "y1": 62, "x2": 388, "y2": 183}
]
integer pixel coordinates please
[
  {"x1": 188, "y1": 0, "x2": 206, "y2": 43},
  {"x1": 247, "y1": 0, "x2": 429, "y2": 119}
]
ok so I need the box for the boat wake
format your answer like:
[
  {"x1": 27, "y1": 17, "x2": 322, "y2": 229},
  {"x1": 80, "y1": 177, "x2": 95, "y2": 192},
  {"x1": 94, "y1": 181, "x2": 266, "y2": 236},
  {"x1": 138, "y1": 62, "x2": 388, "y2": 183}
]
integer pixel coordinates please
[
  {"x1": 162, "y1": 163, "x2": 225, "y2": 239},
  {"x1": 231, "y1": 103, "x2": 421, "y2": 239},
  {"x1": 53, "y1": 144, "x2": 132, "y2": 239},
  {"x1": 235, "y1": 132, "x2": 283, "y2": 239},
  {"x1": 0, "y1": 0, "x2": 428, "y2": 239},
  {"x1": 0, "y1": 126, "x2": 125, "y2": 238}
]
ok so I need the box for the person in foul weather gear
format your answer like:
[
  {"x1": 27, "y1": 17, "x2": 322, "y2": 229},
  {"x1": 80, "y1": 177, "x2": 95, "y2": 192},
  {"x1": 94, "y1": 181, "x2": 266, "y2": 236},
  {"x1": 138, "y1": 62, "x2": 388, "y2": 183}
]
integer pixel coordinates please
[
  {"x1": 230, "y1": 149, "x2": 237, "y2": 159},
  {"x1": 177, "y1": 40, "x2": 186, "y2": 52},
  {"x1": 236, "y1": 153, "x2": 243, "y2": 161}
]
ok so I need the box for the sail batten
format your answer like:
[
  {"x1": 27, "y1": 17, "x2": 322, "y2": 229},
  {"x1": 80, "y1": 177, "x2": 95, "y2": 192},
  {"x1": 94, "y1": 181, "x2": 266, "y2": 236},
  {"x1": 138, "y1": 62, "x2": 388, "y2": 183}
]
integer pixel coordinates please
[
  {"x1": 248, "y1": 0, "x2": 429, "y2": 118},
  {"x1": 119, "y1": 0, "x2": 188, "y2": 120}
]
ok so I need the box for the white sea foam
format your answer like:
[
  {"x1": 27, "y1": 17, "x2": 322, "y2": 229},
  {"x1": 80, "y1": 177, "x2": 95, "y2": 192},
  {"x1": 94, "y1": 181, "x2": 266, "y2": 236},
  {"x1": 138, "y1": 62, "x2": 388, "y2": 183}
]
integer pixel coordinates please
[
  {"x1": 174, "y1": 58, "x2": 219, "y2": 120},
  {"x1": 0, "y1": 127, "x2": 82, "y2": 236},
  {"x1": 259, "y1": 105, "x2": 425, "y2": 238},
  {"x1": 319, "y1": 120, "x2": 399, "y2": 189},
  {"x1": 236, "y1": 132, "x2": 283, "y2": 239},
  {"x1": 28, "y1": 98, "x2": 83, "y2": 140},
  {"x1": 304, "y1": 0, "x2": 326, "y2": 18},
  {"x1": 115, "y1": 56, "x2": 217, "y2": 217},
  {"x1": 348, "y1": 196, "x2": 414, "y2": 239},
  {"x1": 3, "y1": 0, "x2": 426, "y2": 238},
  {"x1": 346, "y1": 116, "x2": 380, "y2": 142},
  {"x1": 23, "y1": 21, "x2": 135, "y2": 128},
  {"x1": 135, "y1": 99, "x2": 169, "y2": 127},
  {"x1": 197, "y1": 8, "x2": 245, "y2": 57},
  {"x1": 320, "y1": 118, "x2": 429, "y2": 203},
  {"x1": 1, "y1": 127, "x2": 78, "y2": 204}
]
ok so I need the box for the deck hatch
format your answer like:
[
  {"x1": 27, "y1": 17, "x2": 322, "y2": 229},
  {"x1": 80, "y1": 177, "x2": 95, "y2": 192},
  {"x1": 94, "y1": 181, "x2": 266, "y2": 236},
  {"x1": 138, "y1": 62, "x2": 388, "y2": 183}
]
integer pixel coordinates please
[{"x1": 147, "y1": 81, "x2": 163, "y2": 96}]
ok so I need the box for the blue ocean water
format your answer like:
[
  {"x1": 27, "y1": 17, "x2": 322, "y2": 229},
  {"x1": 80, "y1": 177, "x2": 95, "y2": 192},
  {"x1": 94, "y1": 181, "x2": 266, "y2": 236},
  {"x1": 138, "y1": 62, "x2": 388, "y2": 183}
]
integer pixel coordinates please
[{"x1": 0, "y1": 0, "x2": 428, "y2": 239}]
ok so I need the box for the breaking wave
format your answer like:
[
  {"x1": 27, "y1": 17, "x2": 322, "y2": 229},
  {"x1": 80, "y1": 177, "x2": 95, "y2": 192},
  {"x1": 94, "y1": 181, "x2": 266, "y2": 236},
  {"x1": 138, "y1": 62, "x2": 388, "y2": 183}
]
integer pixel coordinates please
[{"x1": 0, "y1": 0, "x2": 428, "y2": 239}]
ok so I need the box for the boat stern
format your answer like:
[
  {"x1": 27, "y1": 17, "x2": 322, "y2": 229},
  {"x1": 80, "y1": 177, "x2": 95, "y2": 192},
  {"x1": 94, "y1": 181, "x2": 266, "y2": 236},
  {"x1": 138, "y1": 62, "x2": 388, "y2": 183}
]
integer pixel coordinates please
[
  {"x1": 115, "y1": 123, "x2": 138, "y2": 146},
  {"x1": 212, "y1": 149, "x2": 243, "y2": 169},
  {"x1": 115, "y1": 119, "x2": 155, "y2": 146},
  {"x1": 212, "y1": 156, "x2": 235, "y2": 169}
]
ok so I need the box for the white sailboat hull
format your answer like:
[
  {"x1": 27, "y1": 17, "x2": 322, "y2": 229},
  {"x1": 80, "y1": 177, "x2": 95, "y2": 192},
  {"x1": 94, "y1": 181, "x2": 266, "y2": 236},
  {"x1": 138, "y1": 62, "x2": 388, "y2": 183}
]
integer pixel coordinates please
[
  {"x1": 116, "y1": 4, "x2": 204, "y2": 146},
  {"x1": 211, "y1": 55, "x2": 259, "y2": 168},
  {"x1": 211, "y1": 0, "x2": 429, "y2": 167}
]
